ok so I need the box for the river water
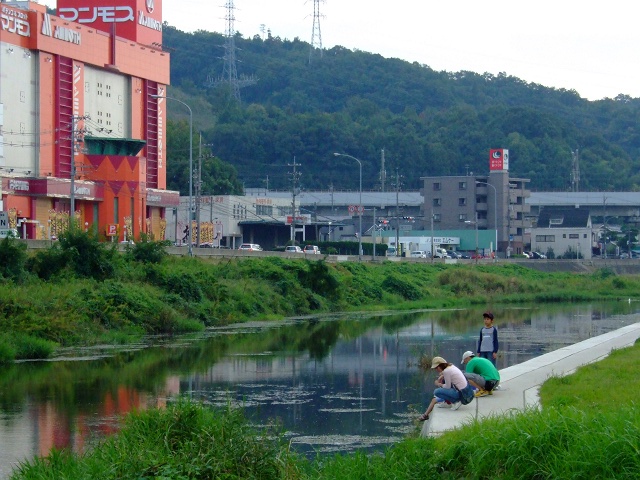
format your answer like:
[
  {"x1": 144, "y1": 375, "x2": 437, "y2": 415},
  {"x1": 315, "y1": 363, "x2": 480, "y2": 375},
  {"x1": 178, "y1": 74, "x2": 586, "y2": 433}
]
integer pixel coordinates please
[{"x1": 1, "y1": 301, "x2": 639, "y2": 477}]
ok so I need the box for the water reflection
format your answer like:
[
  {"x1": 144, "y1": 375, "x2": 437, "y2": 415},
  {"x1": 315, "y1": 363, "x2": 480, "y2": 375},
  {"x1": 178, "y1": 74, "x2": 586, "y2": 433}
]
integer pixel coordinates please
[{"x1": 1, "y1": 302, "x2": 639, "y2": 476}]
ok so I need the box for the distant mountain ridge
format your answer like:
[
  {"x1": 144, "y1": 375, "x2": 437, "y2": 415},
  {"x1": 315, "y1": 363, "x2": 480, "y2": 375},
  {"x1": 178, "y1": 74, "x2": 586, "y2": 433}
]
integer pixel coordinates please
[{"x1": 161, "y1": 24, "x2": 640, "y2": 194}]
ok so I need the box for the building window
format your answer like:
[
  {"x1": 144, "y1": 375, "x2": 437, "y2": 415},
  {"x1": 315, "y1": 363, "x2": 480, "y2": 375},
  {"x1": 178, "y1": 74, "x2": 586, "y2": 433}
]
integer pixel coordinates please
[
  {"x1": 433, "y1": 198, "x2": 441, "y2": 207},
  {"x1": 256, "y1": 205, "x2": 273, "y2": 216},
  {"x1": 583, "y1": 233, "x2": 588, "y2": 238},
  {"x1": 433, "y1": 182, "x2": 441, "y2": 191},
  {"x1": 569, "y1": 233, "x2": 579, "y2": 239},
  {"x1": 459, "y1": 181, "x2": 466, "y2": 190},
  {"x1": 459, "y1": 213, "x2": 467, "y2": 221},
  {"x1": 458, "y1": 198, "x2": 466, "y2": 206},
  {"x1": 433, "y1": 213, "x2": 441, "y2": 222},
  {"x1": 535, "y1": 235, "x2": 556, "y2": 242}
]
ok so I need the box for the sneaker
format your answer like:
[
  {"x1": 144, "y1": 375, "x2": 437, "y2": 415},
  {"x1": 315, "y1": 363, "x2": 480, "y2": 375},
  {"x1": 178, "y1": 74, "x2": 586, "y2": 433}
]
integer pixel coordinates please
[
  {"x1": 450, "y1": 401, "x2": 462, "y2": 411},
  {"x1": 436, "y1": 401, "x2": 450, "y2": 408},
  {"x1": 474, "y1": 389, "x2": 489, "y2": 397}
]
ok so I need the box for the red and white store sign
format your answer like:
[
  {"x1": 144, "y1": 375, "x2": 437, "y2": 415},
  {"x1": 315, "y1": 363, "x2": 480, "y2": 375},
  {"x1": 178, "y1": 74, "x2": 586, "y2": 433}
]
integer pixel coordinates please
[
  {"x1": 57, "y1": 0, "x2": 162, "y2": 45},
  {"x1": 489, "y1": 149, "x2": 509, "y2": 171},
  {"x1": 1, "y1": 5, "x2": 31, "y2": 37}
]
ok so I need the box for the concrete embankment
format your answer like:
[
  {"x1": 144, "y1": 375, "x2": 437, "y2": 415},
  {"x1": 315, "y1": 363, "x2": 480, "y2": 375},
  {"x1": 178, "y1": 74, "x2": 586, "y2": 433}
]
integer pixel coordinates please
[{"x1": 421, "y1": 322, "x2": 640, "y2": 437}]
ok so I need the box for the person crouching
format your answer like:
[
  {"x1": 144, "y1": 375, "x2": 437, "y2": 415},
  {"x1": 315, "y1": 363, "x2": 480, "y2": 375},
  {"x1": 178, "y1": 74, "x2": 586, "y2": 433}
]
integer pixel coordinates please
[{"x1": 418, "y1": 356, "x2": 474, "y2": 421}]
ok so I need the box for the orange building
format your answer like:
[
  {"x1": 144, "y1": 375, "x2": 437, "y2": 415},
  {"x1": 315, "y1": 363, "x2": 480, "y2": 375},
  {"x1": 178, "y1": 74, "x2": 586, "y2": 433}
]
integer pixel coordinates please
[{"x1": 0, "y1": 0, "x2": 178, "y2": 241}]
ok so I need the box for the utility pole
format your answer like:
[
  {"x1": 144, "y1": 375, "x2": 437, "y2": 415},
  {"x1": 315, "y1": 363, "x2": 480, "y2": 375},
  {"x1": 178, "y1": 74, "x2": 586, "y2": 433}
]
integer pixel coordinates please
[
  {"x1": 430, "y1": 208, "x2": 434, "y2": 263},
  {"x1": 380, "y1": 149, "x2": 386, "y2": 192},
  {"x1": 395, "y1": 170, "x2": 400, "y2": 256},
  {"x1": 195, "y1": 133, "x2": 203, "y2": 247},
  {"x1": 372, "y1": 207, "x2": 376, "y2": 260},
  {"x1": 289, "y1": 158, "x2": 302, "y2": 244}
]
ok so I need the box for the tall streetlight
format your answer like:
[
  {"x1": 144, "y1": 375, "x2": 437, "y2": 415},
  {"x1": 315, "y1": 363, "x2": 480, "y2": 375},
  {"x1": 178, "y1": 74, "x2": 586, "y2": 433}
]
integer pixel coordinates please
[
  {"x1": 465, "y1": 212, "x2": 479, "y2": 263},
  {"x1": 333, "y1": 152, "x2": 362, "y2": 260},
  {"x1": 476, "y1": 181, "x2": 498, "y2": 257},
  {"x1": 152, "y1": 94, "x2": 193, "y2": 257}
]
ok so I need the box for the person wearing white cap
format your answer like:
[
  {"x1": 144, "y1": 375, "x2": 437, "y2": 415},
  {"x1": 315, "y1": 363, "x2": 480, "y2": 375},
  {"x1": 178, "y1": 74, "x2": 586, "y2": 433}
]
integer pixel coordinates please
[
  {"x1": 461, "y1": 351, "x2": 500, "y2": 397},
  {"x1": 418, "y1": 356, "x2": 474, "y2": 422}
]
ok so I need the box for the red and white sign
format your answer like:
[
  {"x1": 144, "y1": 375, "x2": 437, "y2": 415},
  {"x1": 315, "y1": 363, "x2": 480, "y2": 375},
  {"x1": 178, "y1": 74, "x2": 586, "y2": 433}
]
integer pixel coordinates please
[
  {"x1": 489, "y1": 149, "x2": 509, "y2": 171},
  {"x1": 106, "y1": 224, "x2": 118, "y2": 236},
  {"x1": 348, "y1": 205, "x2": 364, "y2": 214},
  {"x1": 57, "y1": 0, "x2": 162, "y2": 45}
]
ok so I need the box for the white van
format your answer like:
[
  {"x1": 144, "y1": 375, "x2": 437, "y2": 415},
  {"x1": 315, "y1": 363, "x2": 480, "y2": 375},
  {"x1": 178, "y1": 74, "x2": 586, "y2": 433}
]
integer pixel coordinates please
[{"x1": 410, "y1": 250, "x2": 427, "y2": 258}]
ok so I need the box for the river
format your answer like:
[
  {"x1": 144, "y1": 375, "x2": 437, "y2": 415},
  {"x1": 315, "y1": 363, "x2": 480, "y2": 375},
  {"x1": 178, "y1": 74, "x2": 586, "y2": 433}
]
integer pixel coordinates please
[{"x1": 1, "y1": 301, "x2": 639, "y2": 477}]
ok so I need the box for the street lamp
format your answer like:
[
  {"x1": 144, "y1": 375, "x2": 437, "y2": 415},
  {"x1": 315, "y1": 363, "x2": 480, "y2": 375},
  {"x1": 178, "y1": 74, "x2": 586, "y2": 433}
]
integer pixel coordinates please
[
  {"x1": 476, "y1": 181, "x2": 498, "y2": 257},
  {"x1": 334, "y1": 152, "x2": 362, "y2": 260},
  {"x1": 465, "y1": 212, "x2": 479, "y2": 262},
  {"x1": 152, "y1": 94, "x2": 193, "y2": 257}
]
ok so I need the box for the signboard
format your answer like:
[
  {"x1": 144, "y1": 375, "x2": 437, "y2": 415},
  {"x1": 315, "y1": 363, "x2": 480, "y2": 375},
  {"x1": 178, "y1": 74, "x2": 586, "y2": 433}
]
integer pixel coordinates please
[
  {"x1": 106, "y1": 224, "x2": 118, "y2": 237},
  {"x1": 0, "y1": 212, "x2": 16, "y2": 238},
  {"x1": 489, "y1": 149, "x2": 509, "y2": 171},
  {"x1": 57, "y1": 0, "x2": 163, "y2": 46},
  {"x1": 348, "y1": 205, "x2": 364, "y2": 214}
]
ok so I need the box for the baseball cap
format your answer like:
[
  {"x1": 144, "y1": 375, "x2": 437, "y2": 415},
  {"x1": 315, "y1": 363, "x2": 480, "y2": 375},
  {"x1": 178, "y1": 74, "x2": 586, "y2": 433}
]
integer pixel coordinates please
[
  {"x1": 483, "y1": 312, "x2": 494, "y2": 320},
  {"x1": 431, "y1": 356, "x2": 446, "y2": 369},
  {"x1": 461, "y1": 351, "x2": 475, "y2": 363}
]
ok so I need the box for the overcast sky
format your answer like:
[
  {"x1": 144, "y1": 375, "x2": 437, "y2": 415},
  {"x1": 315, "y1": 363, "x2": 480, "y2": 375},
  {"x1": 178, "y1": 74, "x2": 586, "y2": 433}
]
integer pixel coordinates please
[{"x1": 41, "y1": 0, "x2": 640, "y2": 101}]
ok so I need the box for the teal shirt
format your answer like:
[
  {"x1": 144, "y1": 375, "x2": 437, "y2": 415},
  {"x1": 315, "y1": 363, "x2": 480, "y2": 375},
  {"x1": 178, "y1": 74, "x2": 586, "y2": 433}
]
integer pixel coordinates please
[{"x1": 466, "y1": 356, "x2": 500, "y2": 381}]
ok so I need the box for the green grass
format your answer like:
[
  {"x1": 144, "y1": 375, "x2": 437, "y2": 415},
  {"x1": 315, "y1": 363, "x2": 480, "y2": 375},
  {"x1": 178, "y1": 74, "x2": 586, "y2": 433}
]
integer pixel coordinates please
[
  {"x1": 12, "y1": 341, "x2": 640, "y2": 479},
  {"x1": 540, "y1": 339, "x2": 640, "y2": 408}
]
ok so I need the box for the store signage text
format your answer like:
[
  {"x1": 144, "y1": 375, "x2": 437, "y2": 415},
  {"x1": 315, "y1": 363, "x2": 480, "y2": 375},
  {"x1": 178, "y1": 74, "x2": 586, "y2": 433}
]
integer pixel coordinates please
[
  {"x1": 42, "y1": 14, "x2": 81, "y2": 45},
  {"x1": 58, "y1": 6, "x2": 134, "y2": 24},
  {"x1": 138, "y1": 10, "x2": 162, "y2": 32},
  {"x1": 1, "y1": 6, "x2": 30, "y2": 37},
  {"x1": 9, "y1": 179, "x2": 29, "y2": 192}
]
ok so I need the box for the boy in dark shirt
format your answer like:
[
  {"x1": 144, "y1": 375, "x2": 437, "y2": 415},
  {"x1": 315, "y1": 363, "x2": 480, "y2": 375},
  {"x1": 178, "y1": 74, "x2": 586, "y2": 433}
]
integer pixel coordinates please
[{"x1": 477, "y1": 311, "x2": 499, "y2": 366}]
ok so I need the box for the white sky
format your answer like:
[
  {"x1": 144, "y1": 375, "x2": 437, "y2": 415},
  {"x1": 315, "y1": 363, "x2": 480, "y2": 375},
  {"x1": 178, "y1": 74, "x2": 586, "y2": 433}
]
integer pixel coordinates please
[{"x1": 40, "y1": 0, "x2": 640, "y2": 101}]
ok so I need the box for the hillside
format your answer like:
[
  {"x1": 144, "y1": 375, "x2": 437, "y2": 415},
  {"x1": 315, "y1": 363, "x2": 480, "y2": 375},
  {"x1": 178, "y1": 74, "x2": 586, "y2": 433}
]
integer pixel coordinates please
[{"x1": 160, "y1": 25, "x2": 640, "y2": 195}]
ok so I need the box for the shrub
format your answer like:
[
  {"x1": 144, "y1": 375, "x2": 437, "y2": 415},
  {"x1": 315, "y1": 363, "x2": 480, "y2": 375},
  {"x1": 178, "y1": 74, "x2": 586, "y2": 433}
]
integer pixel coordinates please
[
  {"x1": 127, "y1": 235, "x2": 170, "y2": 264},
  {"x1": 0, "y1": 237, "x2": 28, "y2": 282},
  {"x1": 11, "y1": 333, "x2": 57, "y2": 360},
  {"x1": 26, "y1": 246, "x2": 70, "y2": 280},
  {"x1": 381, "y1": 274, "x2": 422, "y2": 300},
  {"x1": 58, "y1": 228, "x2": 119, "y2": 280},
  {"x1": 0, "y1": 335, "x2": 17, "y2": 364}
]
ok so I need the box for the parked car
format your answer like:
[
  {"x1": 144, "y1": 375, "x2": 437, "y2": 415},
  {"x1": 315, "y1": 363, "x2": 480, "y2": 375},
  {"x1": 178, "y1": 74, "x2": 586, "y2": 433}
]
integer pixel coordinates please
[
  {"x1": 531, "y1": 251, "x2": 547, "y2": 259},
  {"x1": 448, "y1": 251, "x2": 465, "y2": 259},
  {"x1": 304, "y1": 245, "x2": 321, "y2": 254},
  {"x1": 239, "y1": 243, "x2": 262, "y2": 251},
  {"x1": 410, "y1": 250, "x2": 427, "y2": 258},
  {"x1": 285, "y1": 245, "x2": 303, "y2": 253}
]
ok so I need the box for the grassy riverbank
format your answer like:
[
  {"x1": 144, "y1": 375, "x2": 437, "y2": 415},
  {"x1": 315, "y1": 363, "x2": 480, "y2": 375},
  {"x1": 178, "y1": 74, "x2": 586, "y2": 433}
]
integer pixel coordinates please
[
  {"x1": 2, "y1": 232, "x2": 640, "y2": 362},
  {"x1": 11, "y1": 340, "x2": 640, "y2": 479}
]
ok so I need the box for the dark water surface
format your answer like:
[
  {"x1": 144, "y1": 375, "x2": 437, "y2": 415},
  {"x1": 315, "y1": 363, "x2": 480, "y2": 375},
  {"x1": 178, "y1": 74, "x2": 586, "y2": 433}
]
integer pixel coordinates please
[{"x1": 1, "y1": 302, "x2": 639, "y2": 477}]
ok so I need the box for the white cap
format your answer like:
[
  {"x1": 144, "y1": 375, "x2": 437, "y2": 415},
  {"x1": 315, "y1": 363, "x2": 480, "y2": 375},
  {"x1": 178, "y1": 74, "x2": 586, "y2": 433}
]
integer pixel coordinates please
[{"x1": 461, "y1": 351, "x2": 475, "y2": 363}]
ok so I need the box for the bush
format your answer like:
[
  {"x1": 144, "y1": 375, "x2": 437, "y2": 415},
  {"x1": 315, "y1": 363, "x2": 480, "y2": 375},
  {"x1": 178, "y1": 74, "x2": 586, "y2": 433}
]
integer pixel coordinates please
[
  {"x1": 11, "y1": 333, "x2": 57, "y2": 360},
  {"x1": 381, "y1": 274, "x2": 422, "y2": 300},
  {"x1": 0, "y1": 335, "x2": 17, "y2": 364},
  {"x1": 0, "y1": 237, "x2": 28, "y2": 282},
  {"x1": 58, "y1": 228, "x2": 119, "y2": 280},
  {"x1": 127, "y1": 235, "x2": 170, "y2": 264}
]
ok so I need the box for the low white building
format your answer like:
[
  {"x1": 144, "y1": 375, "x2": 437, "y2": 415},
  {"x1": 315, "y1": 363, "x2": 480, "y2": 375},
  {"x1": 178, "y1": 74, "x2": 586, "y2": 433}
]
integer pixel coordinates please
[{"x1": 530, "y1": 206, "x2": 595, "y2": 259}]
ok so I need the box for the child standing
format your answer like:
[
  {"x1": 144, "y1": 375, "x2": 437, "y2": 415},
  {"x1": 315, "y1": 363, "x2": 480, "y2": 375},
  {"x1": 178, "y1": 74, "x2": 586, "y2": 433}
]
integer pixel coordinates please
[{"x1": 477, "y1": 312, "x2": 499, "y2": 366}]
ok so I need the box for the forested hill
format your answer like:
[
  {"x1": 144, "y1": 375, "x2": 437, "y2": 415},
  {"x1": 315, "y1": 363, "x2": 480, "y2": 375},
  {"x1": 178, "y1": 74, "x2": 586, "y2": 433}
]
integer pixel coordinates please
[{"x1": 160, "y1": 24, "x2": 640, "y2": 194}]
